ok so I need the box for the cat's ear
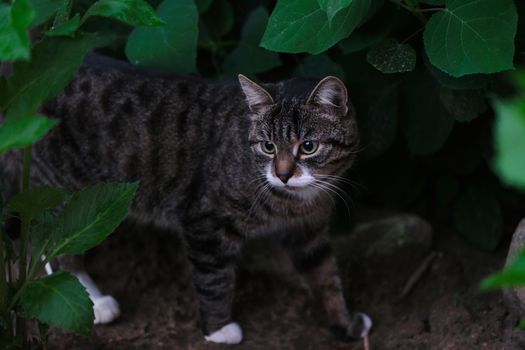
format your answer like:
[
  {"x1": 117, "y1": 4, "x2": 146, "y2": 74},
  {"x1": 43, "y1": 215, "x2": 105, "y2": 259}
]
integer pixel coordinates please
[
  {"x1": 238, "y1": 74, "x2": 274, "y2": 114},
  {"x1": 306, "y1": 76, "x2": 348, "y2": 115}
]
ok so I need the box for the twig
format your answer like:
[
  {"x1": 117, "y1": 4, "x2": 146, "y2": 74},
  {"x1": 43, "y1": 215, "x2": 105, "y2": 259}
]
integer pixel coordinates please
[{"x1": 399, "y1": 251, "x2": 438, "y2": 299}]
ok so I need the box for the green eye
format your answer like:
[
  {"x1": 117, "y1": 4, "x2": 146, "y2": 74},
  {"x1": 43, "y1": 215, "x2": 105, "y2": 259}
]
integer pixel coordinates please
[
  {"x1": 261, "y1": 141, "x2": 276, "y2": 154},
  {"x1": 300, "y1": 141, "x2": 319, "y2": 155}
]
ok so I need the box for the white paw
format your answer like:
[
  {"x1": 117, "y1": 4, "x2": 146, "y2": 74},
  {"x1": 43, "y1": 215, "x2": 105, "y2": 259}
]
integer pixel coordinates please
[
  {"x1": 92, "y1": 295, "x2": 120, "y2": 325},
  {"x1": 204, "y1": 322, "x2": 243, "y2": 345},
  {"x1": 357, "y1": 312, "x2": 373, "y2": 337}
]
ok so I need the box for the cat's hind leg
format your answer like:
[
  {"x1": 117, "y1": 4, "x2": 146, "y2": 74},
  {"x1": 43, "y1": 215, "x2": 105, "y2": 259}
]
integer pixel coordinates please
[
  {"x1": 281, "y1": 227, "x2": 372, "y2": 340},
  {"x1": 56, "y1": 255, "x2": 120, "y2": 324}
]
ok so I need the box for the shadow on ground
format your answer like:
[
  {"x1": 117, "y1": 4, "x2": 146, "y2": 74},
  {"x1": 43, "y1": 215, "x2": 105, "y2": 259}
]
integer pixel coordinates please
[{"x1": 47, "y1": 215, "x2": 525, "y2": 350}]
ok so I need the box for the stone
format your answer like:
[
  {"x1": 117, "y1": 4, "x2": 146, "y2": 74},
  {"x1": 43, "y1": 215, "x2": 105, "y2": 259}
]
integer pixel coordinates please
[
  {"x1": 334, "y1": 214, "x2": 433, "y2": 287},
  {"x1": 503, "y1": 218, "x2": 525, "y2": 316}
]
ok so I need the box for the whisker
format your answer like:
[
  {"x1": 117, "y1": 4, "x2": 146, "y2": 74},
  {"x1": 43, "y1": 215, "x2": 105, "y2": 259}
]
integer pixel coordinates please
[
  {"x1": 314, "y1": 174, "x2": 366, "y2": 192},
  {"x1": 246, "y1": 182, "x2": 271, "y2": 219},
  {"x1": 313, "y1": 180, "x2": 353, "y2": 218}
]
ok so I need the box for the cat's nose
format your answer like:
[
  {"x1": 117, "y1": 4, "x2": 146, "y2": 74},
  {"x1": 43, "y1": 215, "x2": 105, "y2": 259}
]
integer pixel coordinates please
[
  {"x1": 274, "y1": 156, "x2": 295, "y2": 184},
  {"x1": 276, "y1": 171, "x2": 292, "y2": 184}
]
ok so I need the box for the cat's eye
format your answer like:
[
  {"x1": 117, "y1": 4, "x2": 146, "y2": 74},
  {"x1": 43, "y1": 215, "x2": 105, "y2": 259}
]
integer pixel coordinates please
[
  {"x1": 261, "y1": 141, "x2": 276, "y2": 154},
  {"x1": 300, "y1": 141, "x2": 319, "y2": 155}
]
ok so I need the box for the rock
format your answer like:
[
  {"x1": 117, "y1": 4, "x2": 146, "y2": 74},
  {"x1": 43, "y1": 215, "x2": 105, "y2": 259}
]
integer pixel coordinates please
[
  {"x1": 334, "y1": 214, "x2": 433, "y2": 288},
  {"x1": 503, "y1": 218, "x2": 525, "y2": 317}
]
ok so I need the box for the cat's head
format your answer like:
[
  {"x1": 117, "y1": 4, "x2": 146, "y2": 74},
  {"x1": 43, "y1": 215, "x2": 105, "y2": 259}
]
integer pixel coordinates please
[{"x1": 239, "y1": 74, "x2": 359, "y2": 197}]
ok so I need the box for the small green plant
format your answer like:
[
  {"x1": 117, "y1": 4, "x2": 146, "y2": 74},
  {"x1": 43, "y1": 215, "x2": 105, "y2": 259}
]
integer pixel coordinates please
[
  {"x1": 481, "y1": 70, "x2": 525, "y2": 326},
  {"x1": 0, "y1": 0, "x2": 160, "y2": 347}
]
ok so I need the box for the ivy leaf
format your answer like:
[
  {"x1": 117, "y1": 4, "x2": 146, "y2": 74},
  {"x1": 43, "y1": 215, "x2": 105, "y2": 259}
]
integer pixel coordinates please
[
  {"x1": 223, "y1": 7, "x2": 281, "y2": 75},
  {"x1": 439, "y1": 88, "x2": 487, "y2": 122},
  {"x1": 8, "y1": 186, "x2": 67, "y2": 220},
  {"x1": 125, "y1": 0, "x2": 198, "y2": 74},
  {"x1": 20, "y1": 272, "x2": 93, "y2": 335},
  {"x1": 482, "y1": 249, "x2": 525, "y2": 289},
  {"x1": 47, "y1": 182, "x2": 138, "y2": 257},
  {"x1": 293, "y1": 54, "x2": 346, "y2": 80},
  {"x1": 3, "y1": 35, "x2": 96, "y2": 120},
  {"x1": 424, "y1": 0, "x2": 518, "y2": 77},
  {"x1": 0, "y1": 116, "x2": 57, "y2": 154},
  {"x1": 318, "y1": 0, "x2": 353, "y2": 24},
  {"x1": 45, "y1": 13, "x2": 80, "y2": 37},
  {"x1": 0, "y1": 0, "x2": 35, "y2": 61},
  {"x1": 493, "y1": 98, "x2": 525, "y2": 190},
  {"x1": 401, "y1": 68, "x2": 455, "y2": 155},
  {"x1": 83, "y1": 0, "x2": 164, "y2": 27},
  {"x1": 454, "y1": 187, "x2": 503, "y2": 251},
  {"x1": 366, "y1": 39, "x2": 416, "y2": 74},
  {"x1": 261, "y1": 0, "x2": 371, "y2": 54}
]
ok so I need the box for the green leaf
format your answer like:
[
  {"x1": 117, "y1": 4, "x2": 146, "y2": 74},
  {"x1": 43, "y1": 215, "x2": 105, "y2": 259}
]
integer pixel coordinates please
[
  {"x1": 45, "y1": 13, "x2": 80, "y2": 37},
  {"x1": 423, "y1": 51, "x2": 490, "y2": 90},
  {"x1": 0, "y1": 116, "x2": 57, "y2": 153},
  {"x1": 28, "y1": 0, "x2": 64, "y2": 26},
  {"x1": 401, "y1": 68, "x2": 455, "y2": 155},
  {"x1": 223, "y1": 7, "x2": 281, "y2": 75},
  {"x1": 424, "y1": 0, "x2": 518, "y2": 77},
  {"x1": 3, "y1": 35, "x2": 96, "y2": 120},
  {"x1": 454, "y1": 187, "x2": 503, "y2": 251},
  {"x1": 195, "y1": 0, "x2": 212, "y2": 13},
  {"x1": 366, "y1": 39, "x2": 416, "y2": 74},
  {"x1": 83, "y1": 0, "x2": 164, "y2": 27},
  {"x1": 0, "y1": 0, "x2": 35, "y2": 61},
  {"x1": 31, "y1": 211, "x2": 58, "y2": 260},
  {"x1": 481, "y1": 249, "x2": 525, "y2": 289},
  {"x1": 338, "y1": 2, "x2": 398, "y2": 54},
  {"x1": 125, "y1": 0, "x2": 198, "y2": 74},
  {"x1": 48, "y1": 182, "x2": 138, "y2": 257},
  {"x1": 20, "y1": 272, "x2": 93, "y2": 335},
  {"x1": 318, "y1": 0, "x2": 353, "y2": 24},
  {"x1": 439, "y1": 88, "x2": 487, "y2": 122},
  {"x1": 293, "y1": 54, "x2": 346, "y2": 80},
  {"x1": 8, "y1": 186, "x2": 67, "y2": 220},
  {"x1": 261, "y1": 0, "x2": 371, "y2": 54},
  {"x1": 493, "y1": 98, "x2": 525, "y2": 190}
]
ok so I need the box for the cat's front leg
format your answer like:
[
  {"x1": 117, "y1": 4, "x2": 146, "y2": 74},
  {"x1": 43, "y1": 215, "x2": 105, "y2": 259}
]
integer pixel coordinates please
[
  {"x1": 184, "y1": 227, "x2": 243, "y2": 345},
  {"x1": 282, "y1": 227, "x2": 372, "y2": 341},
  {"x1": 56, "y1": 255, "x2": 120, "y2": 325}
]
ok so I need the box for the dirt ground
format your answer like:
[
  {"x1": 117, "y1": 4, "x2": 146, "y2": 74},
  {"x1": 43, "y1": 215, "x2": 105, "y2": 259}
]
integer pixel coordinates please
[{"x1": 46, "y1": 214, "x2": 525, "y2": 350}]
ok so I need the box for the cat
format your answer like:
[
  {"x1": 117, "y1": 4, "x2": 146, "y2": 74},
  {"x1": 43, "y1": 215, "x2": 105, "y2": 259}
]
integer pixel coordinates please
[{"x1": 0, "y1": 54, "x2": 371, "y2": 344}]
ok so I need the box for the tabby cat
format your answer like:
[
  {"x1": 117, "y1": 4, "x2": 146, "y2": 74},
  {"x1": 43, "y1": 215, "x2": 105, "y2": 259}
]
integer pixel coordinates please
[{"x1": 0, "y1": 54, "x2": 371, "y2": 344}]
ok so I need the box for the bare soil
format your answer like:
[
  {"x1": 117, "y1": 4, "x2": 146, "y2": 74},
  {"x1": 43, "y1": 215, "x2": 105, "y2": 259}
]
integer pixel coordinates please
[{"x1": 46, "y1": 216, "x2": 525, "y2": 350}]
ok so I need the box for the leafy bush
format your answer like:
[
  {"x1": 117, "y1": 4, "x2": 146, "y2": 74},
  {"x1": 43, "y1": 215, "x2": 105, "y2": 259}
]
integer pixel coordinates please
[
  {"x1": 1, "y1": 0, "x2": 524, "y2": 346},
  {"x1": 0, "y1": 0, "x2": 155, "y2": 346}
]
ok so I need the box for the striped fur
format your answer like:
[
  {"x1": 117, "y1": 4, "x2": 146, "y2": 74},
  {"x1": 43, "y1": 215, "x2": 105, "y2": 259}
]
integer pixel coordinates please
[{"x1": 0, "y1": 55, "x2": 366, "y2": 341}]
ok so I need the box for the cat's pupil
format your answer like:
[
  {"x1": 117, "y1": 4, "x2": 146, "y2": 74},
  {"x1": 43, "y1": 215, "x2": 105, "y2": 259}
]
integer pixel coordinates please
[
  {"x1": 263, "y1": 141, "x2": 275, "y2": 153},
  {"x1": 302, "y1": 141, "x2": 315, "y2": 153}
]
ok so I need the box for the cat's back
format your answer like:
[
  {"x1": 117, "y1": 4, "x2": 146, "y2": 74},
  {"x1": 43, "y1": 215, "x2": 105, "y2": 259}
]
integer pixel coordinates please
[{"x1": 30, "y1": 54, "x2": 247, "y2": 196}]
